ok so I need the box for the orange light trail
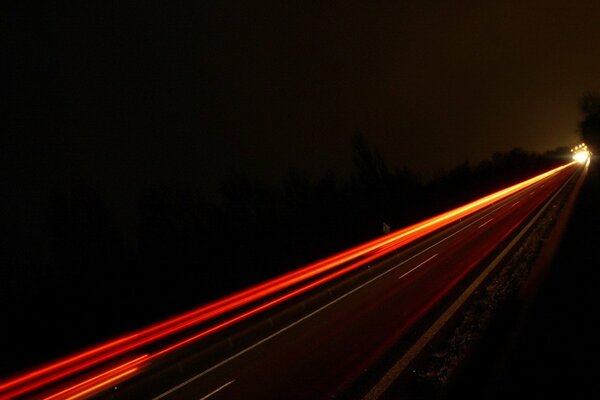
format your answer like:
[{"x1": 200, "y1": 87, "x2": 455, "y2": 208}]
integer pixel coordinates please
[
  {"x1": 60, "y1": 368, "x2": 139, "y2": 400},
  {"x1": 42, "y1": 355, "x2": 147, "y2": 400},
  {"x1": 0, "y1": 161, "x2": 577, "y2": 400}
]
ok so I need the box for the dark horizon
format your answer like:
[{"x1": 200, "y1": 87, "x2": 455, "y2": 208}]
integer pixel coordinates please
[
  {"x1": 3, "y1": 2, "x2": 600, "y2": 397},
  {"x1": 5, "y1": 1, "x2": 600, "y2": 196}
]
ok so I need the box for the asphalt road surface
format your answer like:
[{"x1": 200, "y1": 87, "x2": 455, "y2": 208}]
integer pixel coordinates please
[{"x1": 101, "y1": 163, "x2": 579, "y2": 400}]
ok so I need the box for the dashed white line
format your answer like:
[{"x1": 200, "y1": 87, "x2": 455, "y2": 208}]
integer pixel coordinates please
[
  {"x1": 363, "y1": 166, "x2": 577, "y2": 400},
  {"x1": 529, "y1": 190, "x2": 535, "y2": 195},
  {"x1": 477, "y1": 218, "x2": 494, "y2": 229},
  {"x1": 199, "y1": 380, "x2": 235, "y2": 400},
  {"x1": 511, "y1": 201, "x2": 520, "y2": 207},
  {"x1": 151, "y1": 188, "x2": 520, "y2": 399},
  {"x1": 398, "y1": 254, "x2": 438, "y2": 280}
]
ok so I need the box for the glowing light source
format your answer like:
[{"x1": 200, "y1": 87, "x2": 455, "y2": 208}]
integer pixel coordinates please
[
  {"x1": 573, "y1": 150, "x2": 589, "y2": 163},
  {"x1": 572, "y1": 143, "x2": 590, "y2": 164}
]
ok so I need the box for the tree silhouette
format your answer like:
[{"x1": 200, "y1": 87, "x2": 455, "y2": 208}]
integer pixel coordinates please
[
  {"x1": 578, "y1": 92, "x2": 600, "y2": 153},
  {"x1": 350, "y1": 132, "x2": 389, "y2": 235},
  {"x1": 352, "y1": 132, "x2": 388, "y2": 188}
]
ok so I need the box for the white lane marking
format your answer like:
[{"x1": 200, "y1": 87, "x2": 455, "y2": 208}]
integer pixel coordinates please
[
  {"x1": 510, "y1": 201, "x2": 520, "y2": 207},
  {"x1": 363, "y1": 163, "x2": 579, "y2": 400},
  {"x1": 540, "y1": 184, "x2": 544, "y2": 188},
  {"x1": 477, "y1": 218, "x2": 494, "y2": 229},
  {"x1": 153, "y1": 185, "x2": 532, "y2": 399},
  {"x1": 198, "y1": 380, "x2": 235, "y2": 400},
  {"x1": 398, "y1": 254, "x2": 438, "y2": 280},
  {"x1": 530, "y1": 190, "x2": 535, "y2": 195}
]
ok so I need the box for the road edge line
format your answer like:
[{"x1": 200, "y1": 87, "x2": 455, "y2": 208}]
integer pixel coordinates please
[{"x1": 362, "y1": 167, "x2": 579, "y2": 400}]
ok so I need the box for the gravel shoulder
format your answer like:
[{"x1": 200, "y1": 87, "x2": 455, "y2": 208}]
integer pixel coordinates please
[{"x1": 386, "y1": 165, "x2": 589, "y2": 400}]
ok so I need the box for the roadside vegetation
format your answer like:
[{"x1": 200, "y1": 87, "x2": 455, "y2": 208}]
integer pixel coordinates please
[{"x1": 0, "y1": 135, "x2": 571, "y2": 376}]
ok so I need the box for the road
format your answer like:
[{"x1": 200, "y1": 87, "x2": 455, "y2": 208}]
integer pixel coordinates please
[
  {"x1": 110, "y1": 163, "x2": 578, "y2": 400},
  {"x1": 0, "y1": 162, "x2": 580, "y2": 400}
]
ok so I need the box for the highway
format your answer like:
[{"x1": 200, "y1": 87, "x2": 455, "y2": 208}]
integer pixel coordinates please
[{"x1": 0, "y1": 162, "x2": 581, "y2": 400}]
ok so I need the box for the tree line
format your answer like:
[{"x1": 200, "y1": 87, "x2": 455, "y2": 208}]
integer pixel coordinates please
[{"x1": 0, "y1": 134, "x2": 572, "y2": 375}]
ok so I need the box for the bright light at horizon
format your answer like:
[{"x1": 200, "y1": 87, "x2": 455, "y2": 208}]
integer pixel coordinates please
[
  {"x1": 571, "y1": 143, "x2": 590, "y2": 164},
  {"x1": 573, "y1": 151, "x2": 589, "y2": 163}
]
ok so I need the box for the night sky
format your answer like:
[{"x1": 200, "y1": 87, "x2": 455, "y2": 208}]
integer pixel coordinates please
[
  {"x1": 3, "y1": 0, "x2": 600, "y2": 385},
  {"x1": 4, "y1": 0, "x2": 600, "y2": 206}
]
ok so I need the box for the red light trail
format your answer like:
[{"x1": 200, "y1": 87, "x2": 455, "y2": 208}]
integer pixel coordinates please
[{"x1": 0, "y1": 161, "x2": 577, "y2": 400}]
